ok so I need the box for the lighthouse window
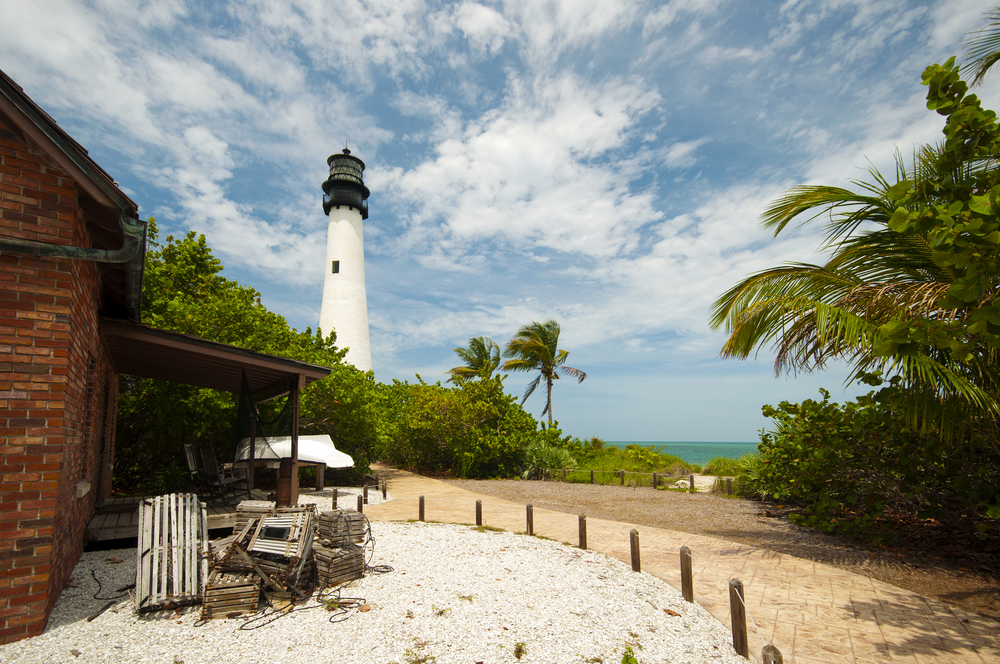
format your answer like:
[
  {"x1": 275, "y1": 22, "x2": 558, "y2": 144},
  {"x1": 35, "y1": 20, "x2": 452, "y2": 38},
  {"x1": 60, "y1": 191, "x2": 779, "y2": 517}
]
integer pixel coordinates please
[{"x1": 331, "y1": 260, "x2": 340, "y2": 274}]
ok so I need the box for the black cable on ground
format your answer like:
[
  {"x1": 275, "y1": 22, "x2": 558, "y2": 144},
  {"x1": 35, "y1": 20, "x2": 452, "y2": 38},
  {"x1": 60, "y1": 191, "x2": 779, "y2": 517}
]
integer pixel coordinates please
[{"x1": 91, "y1": 568, "x2": 131, "y2": 601}]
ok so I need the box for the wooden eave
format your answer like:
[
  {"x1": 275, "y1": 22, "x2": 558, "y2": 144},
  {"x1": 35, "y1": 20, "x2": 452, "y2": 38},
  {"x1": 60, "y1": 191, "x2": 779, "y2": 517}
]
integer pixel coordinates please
[{"x1": 100, "y1": 318, "x2": 332, "y2": 402}]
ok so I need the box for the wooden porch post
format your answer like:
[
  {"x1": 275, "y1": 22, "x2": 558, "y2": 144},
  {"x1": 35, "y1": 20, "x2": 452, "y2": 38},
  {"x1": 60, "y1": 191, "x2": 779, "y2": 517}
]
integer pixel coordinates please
[{"x1": 276, "y1": 376, "x2": 302, "y2": 506}]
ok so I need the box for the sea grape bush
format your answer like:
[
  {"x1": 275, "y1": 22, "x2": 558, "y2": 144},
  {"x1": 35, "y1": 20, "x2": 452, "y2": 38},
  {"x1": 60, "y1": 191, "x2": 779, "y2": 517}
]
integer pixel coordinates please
[{"x1": 749, "y1": 375, "x2": 1000, "y2": 535}]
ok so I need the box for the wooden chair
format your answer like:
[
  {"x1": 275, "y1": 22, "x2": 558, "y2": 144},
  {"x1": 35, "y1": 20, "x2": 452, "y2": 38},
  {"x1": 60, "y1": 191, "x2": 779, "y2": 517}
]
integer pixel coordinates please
[
  {"x1": 198, "y1": 444, "x2": 249, "y2": 499},
  {"x1": 183, "y1": 443, "x2": 206, "y2": 491}
]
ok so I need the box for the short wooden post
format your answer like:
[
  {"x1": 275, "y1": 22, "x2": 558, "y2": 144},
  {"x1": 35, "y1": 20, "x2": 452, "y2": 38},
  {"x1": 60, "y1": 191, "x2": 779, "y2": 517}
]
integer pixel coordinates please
[
  {"x1": 652, "y1": 472, "x2": 658, "y2": 488},
  {"x1": 332, "y1": 488, "x2": 338, "y2": 509},
  {"x1": 680, "y1": 545, "x2": 693, "y2": 602},
  {"x1": 476, "y1": 499, "x2": 482, "y2": 526},
  {"x1": 689, "y1": 474, "x2": 695, "y2": 491},
  {"x1": 526, "y1": 504, "x2": 534, "y2": 536},
  {"x1": 316, "y1": 463, "x2": 325, "y2": 490},
  {"x1": 419, "y1": 495, "x2": 425, "y2": 522},
  {"x1": 561, "y1": 468, "x2": 566, "y2": 481},
  {"x1": 357, "y1": 494, "x2": 363, "y2": 514},
  {"x1": 363, "y1": 483, "x2": 369, "y2": 505},
  {"x1": 729, "y1": 579, "x2": 749, "y2": 658},
  {"x1": 590, "y1": 470, "x2": 594, "y2": 484},
  {"x1": 382, "y1": 479, "x2": 387, "y2": 499},
  {"x1": 620, "y1": 469, "x2": 625, "y2": 486},
  {"x1": 629, "y1": 529, "x2": 640, "y2": 572},
  {"x1": 726, "y1": 478, "x2": 733, "y2": 495},
  {"x1": 578, "y1": 514, "x2": 587, "y2": 549},
  {"x1": 761, "y1": 644, "x2": 783, "y2": 664}
]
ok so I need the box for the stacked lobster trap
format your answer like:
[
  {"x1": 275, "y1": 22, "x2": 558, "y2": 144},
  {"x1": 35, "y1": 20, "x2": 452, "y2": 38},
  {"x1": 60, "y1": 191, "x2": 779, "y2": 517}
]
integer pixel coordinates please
[{"x1": 133, "y1": 494, "x2": 370, "y2": 621}]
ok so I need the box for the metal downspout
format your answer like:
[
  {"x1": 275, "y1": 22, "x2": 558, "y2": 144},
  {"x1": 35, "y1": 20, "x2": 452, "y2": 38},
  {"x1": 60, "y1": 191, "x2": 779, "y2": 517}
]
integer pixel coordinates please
[{"x1": 0, "y1": 214, "x2": 146, "y2": 319}]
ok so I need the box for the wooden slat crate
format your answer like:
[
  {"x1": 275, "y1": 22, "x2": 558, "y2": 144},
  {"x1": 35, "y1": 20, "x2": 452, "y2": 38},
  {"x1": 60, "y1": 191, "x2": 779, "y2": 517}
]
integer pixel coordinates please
[
  {"x1": 316, "y1": 509, "x2": 367, "y2": 546},
  {"x1": 135, "y1": 493, "x2": 208, "y2": 613},
  {"x1": 248, "y1": 510, "x2": 313, "y2": 559},
  {"x1": 200, "y1": 570, "x2": 260, "y2": 620},
  {"x1": 314, "y1": 542, "x2": 364, "y2": 588},
  {"x1": 234, "y1": 500, "x2": 275, "y2": 532}
]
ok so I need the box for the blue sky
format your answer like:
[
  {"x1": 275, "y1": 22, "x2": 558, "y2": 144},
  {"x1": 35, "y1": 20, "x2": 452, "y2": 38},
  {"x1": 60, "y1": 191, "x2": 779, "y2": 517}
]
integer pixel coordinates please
[{"x1": 3, "y1": 0, "x2": 998, "y2": 442}]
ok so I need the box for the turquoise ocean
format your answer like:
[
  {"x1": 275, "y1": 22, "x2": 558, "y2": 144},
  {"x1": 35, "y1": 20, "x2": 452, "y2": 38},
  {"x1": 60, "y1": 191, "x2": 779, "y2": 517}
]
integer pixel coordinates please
[{"x1": 607, "y1": 441, "x2": 759, "y2": 466}]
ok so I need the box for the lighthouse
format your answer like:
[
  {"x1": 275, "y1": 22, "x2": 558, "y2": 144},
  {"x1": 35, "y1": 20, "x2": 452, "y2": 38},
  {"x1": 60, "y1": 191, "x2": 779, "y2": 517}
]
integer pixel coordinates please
[{"x1": 319, "y1": 148, "x2": 373, "y2": 372}]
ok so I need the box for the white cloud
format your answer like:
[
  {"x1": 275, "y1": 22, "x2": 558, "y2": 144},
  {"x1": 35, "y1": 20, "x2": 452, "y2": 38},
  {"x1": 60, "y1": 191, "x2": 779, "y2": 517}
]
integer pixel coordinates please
[
  {"x1": 383, "y1": 72, "x2": 662, "y2": 263},
  {"x1": 455, "y1": 2, "x2": 513, "y2": 56}
]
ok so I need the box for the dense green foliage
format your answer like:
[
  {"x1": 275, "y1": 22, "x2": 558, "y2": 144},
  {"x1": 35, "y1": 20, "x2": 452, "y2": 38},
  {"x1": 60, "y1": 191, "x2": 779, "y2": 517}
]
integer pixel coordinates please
[
  {"x1": 744, "y1": 378, "x2": 1000, "y2": 535},
  {"x1": 374, "y1": 376, "x2": 544, "y2": 478}
]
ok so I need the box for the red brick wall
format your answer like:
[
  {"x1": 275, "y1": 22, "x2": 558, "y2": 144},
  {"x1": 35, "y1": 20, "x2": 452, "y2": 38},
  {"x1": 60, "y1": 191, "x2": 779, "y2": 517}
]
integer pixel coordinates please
[{"x1": 0, "y1": 117, "x2": 118, "y2": 643}]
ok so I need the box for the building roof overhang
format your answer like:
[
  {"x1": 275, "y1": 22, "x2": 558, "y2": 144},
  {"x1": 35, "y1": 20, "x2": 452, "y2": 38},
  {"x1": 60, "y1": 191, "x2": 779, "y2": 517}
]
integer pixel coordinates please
[{"x1": 100, "y1": 318, "x2": 332, "y2": 402}]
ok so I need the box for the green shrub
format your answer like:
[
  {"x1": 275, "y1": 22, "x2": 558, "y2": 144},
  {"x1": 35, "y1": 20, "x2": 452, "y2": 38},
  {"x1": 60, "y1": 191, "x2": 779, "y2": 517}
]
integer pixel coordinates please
[{"x1": 748, "y1": 377, "x2": 1000, "y2": 534}]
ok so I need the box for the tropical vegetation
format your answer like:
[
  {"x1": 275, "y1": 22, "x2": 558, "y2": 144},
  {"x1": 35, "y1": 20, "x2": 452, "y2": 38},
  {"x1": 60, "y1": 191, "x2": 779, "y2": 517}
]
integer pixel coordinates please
[
  {"x1": 501, "y1": 319, "x2": 587, "y2": 426},
  {"x1": 446, "y1": 336, "x2": 501, "y2": 383},
  {"x1": 712, "y1": 53, "x2": 1000, "y2": 534}
]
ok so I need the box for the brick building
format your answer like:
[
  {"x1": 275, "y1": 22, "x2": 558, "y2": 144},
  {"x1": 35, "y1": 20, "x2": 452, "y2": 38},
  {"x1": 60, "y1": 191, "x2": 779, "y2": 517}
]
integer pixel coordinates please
[
  {"x1": 0, "y1": 70, "x2": 329, "y2": 643},
  {"x1": 0, "y1": 69, "x2": 144, "y2": 643}
]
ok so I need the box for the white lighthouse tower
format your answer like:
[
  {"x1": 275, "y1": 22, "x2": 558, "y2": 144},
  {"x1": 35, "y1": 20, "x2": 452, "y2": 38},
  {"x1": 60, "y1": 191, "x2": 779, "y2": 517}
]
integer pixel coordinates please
[{"x1": 318, "y1": 148, "x2": 373, "y2": 372}]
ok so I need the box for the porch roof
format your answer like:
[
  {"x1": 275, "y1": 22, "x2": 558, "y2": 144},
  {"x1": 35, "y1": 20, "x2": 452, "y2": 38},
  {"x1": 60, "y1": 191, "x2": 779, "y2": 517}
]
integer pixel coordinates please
[{"x1": 100, "y1": 318, "x2": 332, "y2": 401}]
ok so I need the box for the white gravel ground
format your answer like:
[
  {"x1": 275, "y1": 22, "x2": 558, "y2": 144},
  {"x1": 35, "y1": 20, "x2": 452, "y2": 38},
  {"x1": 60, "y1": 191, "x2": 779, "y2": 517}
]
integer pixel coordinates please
[{"x1": 0, "y1": 491, "x2": 746, "y2": 664}]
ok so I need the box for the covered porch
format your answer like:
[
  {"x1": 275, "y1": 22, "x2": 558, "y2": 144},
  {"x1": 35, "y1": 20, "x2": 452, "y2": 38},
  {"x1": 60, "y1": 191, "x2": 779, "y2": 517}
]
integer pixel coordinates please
[{"x1": 100, "y1": 318, "x2": 334, "y2": 509}]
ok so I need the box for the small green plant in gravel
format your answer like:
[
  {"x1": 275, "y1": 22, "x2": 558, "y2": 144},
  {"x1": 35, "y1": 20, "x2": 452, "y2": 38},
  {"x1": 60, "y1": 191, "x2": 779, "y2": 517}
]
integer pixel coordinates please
[
  {"x1": 401, "y1": 639, "x2": 436, "y2": 664},
  {"x1": 471, "y1": 525, "x2": 505, "y2": 533},
  {"x1": 620, "y1": 645, "x2": 639, "y2": 664},
  {"x1": 514, "y1": 642, "x2": 527, "y2": 659},
  {"x1": 457, "y1": 593, "x2": 474, "y2": 602},
  {"x1": 432, "y1": 604, "x2": 450, "y2": 617}
]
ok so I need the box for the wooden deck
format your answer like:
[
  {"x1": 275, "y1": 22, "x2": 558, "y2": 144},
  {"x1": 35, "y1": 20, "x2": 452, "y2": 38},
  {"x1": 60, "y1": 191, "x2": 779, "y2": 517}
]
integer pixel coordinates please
[{"x1": 86, "y1": 491, "x2": 268, "y2": 542}]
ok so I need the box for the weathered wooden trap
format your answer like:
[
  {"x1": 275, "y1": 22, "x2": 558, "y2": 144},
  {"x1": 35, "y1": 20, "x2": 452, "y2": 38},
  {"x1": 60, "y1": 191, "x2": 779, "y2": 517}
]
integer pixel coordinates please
[
  {"x1": 138, "y1": 499, "x2": 372, "y2": 620},
  {"x1": 314, "y1": 542, "x2": 364, "y2": 588},
  {"x1": 234, "y1": 500, "x2": 275, "y2": 532},
  {"x1": 316, "y1": 509, "x2": 368, "y2": 546},
  {"x1": 200, "y1": 570, "x2": 260, "y2": 620},
  {"x1": 135, "y1": 493, "x2": 208, "y2": 613}
]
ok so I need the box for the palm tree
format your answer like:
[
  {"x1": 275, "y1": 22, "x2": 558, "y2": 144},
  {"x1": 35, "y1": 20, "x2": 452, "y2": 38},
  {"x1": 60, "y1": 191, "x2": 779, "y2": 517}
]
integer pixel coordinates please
[
  {"x1": 502, "y1": 319, "x2": 587, "y2": 425},
  {"x1": 446, "y1": 336, "x2": 501, "y2": 383},
  {"x1": 963, "y1": 7, "x2": 1000, "y2": 85},
  {"x1": 710, "y1": 148, "x2": 1000, "y2": 435}
]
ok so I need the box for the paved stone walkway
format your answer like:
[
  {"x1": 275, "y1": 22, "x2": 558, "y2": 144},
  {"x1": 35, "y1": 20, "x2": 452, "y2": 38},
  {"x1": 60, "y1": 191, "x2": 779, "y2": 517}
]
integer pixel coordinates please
[{"x1": 362, "y1": 465, "x2": 1000, "y2": 664}]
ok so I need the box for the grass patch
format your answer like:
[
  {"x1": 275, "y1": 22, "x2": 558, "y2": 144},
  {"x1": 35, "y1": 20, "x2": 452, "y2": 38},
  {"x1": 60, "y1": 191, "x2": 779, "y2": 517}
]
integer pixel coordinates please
[
  {"x1": 471, "y1": 524, "x2": 505, "y2": 533},
  {"x1": 701, "y1": 455, "x2": 744, "y2": 476}
]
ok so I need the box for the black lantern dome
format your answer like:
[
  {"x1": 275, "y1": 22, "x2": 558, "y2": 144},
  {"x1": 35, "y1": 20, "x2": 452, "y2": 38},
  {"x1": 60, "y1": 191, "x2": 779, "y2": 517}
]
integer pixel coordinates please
[{"x1": 322, "y1": 148, "x2": 370, "y2": 219}]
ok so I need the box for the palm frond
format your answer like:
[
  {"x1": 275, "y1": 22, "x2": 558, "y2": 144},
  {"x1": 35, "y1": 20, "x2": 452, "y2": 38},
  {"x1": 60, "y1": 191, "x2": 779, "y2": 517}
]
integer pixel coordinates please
[{"x1": 963, "y1": 9, "x2": 1000, "y2": 85}]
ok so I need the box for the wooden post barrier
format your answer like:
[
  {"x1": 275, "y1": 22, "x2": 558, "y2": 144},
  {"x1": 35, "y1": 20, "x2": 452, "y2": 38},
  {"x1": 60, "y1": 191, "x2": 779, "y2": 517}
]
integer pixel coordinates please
[
  {"x1": 726, "y1": 478, "x2": 733, "y2": 495},
  {"x1": 332, "y1": 488, "x2": 338, "y2": 509},
  {"x1": 363, "y1": 483, "x2": 369, "y2": 505},
  {"x1": 382, "y1": 479, "x2": 387, "y2": 499},
  {"x1": 729, "y1": 578, "x2": 749, "y2": 658},
  {"x1": 629, "y1": 529, "x2": 640, "y2": 572},
  {"x1": 652, "y1": 472, "x2": 658, "y2": 489},
  {"x1": 680, "y1": 545, "x2": 694, "y2": 602},
  {"x1": 476, "y1": 499, "x2": 482, "y2": 526},
  {"x1": 590, "y1": 470, "x2": 594, "y2": 484},
  {"x1": 419, "y1": 495, "x2": 425, "y2": 521},
  {"x1": 620, "y1": 469, "x2": 625, "y2": 486},
  {"x1": 689, "y1": 474, "x2": 695, "y2": 491},
  {"x1": 526, "y1": 504, "x2": 534, "y2": 536},
  {"x1": 316, "y1": 463, "x2": 325, "y2": 490},
  {"x1": 578, "y1": 514, "x2": 587, "y2": 549},
  {"x1": 357, "y1": 495, "x2": 363, "y2": 514},
  {"x1": 761, "y1": 644, "x2": 783, "y2": 664},
  {"x1": 561, "y1": 468, "x2": 566, "y2": 481}
]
